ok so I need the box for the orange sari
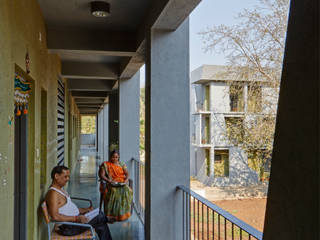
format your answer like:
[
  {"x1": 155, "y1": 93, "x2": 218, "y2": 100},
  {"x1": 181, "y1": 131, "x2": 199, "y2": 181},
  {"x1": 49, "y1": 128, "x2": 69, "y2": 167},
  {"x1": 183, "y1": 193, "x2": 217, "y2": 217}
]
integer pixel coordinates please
[
  {"x1": 106, "y1": 161, "x2": 126, "y2": 182},
  {"x1": 101, "y1": 161, "x2": 133, "y2": 221}
]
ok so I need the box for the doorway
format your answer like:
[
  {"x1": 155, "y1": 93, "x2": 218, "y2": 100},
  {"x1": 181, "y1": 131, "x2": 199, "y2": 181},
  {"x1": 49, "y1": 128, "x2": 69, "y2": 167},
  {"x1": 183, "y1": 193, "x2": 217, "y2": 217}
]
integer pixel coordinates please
[
  {"x1": 14, "y1": 113, "x2": 28, "y2": 240},
  {"x1": 13, "y1": 67, "x2": 31, "y2": 240}
]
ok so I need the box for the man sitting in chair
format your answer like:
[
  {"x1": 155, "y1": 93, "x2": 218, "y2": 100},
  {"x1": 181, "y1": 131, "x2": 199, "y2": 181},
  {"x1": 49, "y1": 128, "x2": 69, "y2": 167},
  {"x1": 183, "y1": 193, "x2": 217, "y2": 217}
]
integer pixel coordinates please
[{"x1": 45, "y1": 165, "x2": 113, "y2": 240}]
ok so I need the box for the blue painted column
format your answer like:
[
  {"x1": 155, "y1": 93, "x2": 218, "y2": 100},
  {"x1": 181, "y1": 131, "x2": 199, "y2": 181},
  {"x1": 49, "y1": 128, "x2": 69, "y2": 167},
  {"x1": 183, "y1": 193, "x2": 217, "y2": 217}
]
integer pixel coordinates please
[
  {"x1": 145, "y1": 18, "x2": 190, "y2": 240},
  {"x1": 108, "y1": 92, "x2": 119, "y2": 155},
  {"x1": 119, "y1": 72, "x2": 140, "y2": 169}
]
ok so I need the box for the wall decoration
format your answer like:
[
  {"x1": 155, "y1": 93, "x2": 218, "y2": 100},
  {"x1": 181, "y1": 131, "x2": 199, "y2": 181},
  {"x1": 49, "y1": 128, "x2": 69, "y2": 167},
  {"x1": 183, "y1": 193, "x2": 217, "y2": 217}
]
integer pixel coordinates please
[{"x1": 14, "y1": 73, "x2": 31, "y2": 116}]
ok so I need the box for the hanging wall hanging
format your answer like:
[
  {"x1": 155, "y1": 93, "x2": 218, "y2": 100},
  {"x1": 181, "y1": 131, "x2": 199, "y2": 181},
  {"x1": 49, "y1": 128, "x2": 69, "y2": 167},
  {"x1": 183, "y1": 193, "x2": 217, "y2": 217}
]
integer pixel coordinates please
[{"x1": 14, "y1": 73, "x2": 31, "y2": 116}]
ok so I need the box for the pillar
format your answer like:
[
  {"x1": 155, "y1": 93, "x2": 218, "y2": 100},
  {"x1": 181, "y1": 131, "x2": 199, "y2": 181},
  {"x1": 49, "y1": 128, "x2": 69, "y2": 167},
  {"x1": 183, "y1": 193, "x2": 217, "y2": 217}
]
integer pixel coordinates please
[
  {"x1": 108, "y1": 92, "x2": 119, "y2": 154},
  {"x1": 263, "y1": 0, "x2": 318, "y2": 239},
  {"x1": 145, "y1": 18, "x2": 190, "y2": 240},
  {"x1": 119, "y1": 72, "x2": 140, "y2": 168}
]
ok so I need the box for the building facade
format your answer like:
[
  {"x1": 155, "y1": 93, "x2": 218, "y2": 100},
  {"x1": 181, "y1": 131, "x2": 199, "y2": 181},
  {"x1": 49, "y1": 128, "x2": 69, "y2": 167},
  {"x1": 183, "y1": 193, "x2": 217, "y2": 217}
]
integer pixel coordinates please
[{"x1": 191, "y1": 65, "x2": 275, "y2": 186}]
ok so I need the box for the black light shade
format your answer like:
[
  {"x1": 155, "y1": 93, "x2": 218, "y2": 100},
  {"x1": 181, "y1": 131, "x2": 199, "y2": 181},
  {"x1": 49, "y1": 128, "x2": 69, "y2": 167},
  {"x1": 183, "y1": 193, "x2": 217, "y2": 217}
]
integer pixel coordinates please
[{"x1": 91, "y1": 1, "x2": 110, "y2": 18}]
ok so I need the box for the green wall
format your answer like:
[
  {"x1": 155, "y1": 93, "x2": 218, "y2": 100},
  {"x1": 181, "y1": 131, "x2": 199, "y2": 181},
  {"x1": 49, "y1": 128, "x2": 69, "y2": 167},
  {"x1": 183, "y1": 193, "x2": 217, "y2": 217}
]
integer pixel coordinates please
[{"x1": 0, "y1": 0, "x2": 80, "y2": 238}]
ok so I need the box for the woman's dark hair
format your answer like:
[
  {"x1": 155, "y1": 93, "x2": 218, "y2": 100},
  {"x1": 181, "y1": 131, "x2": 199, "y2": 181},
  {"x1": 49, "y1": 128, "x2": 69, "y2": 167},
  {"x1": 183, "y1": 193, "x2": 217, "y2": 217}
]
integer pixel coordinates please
[
  {"x1": 51, "y1": 165, "x2": 69, "y2": 180},
  {"x1": 109, "y1": 150, "x2": 119, "y2": 159}
]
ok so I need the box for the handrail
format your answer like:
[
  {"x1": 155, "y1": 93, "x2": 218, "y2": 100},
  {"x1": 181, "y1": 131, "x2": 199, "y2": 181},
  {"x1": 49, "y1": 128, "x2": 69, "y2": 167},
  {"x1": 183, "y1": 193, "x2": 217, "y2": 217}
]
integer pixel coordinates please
[
  {"x1": 131, "y1": 157, "x2": 145, "y2": 165},
  {"x1": 177, "y1": 185, "x2": 263, "y2": 240},
  {"x1": 131, "y1": 157, "x2": 145, "y2": 224}
]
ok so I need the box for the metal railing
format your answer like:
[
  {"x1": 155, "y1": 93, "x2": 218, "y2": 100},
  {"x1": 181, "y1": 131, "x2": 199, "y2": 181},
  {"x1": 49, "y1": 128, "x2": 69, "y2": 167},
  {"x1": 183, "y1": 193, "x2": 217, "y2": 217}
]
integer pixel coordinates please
[
  {"x1": 177, "y1": 185, "x2": 263, "y2": 240},
  {"x1": 131, "y1": 157, "x2": 145, "y2": 224}
]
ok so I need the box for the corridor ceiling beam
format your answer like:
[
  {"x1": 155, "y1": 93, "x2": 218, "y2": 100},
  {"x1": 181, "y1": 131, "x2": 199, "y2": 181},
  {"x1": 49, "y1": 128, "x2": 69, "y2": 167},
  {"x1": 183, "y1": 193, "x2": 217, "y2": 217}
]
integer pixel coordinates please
[
  {"x1": 71, "y1": 91, "x2": 109, "y2": 98},
  {"x1": 152, "y1": 0, "x2": 201, "y2": 30},
  {"x1": 74, "y1": 98, "x2": 105, "y2": 104},
  {"x1": 67, "y1": 79, "x2": 112, "y2": 91},
  {"x1": 62, "y1": 62, "x2": 118, "y2": 79},
  {"x1": 119, "y1": 43, "x2": 145, "y2": 79},
  {"x1": 77, "y1": 104, "x2": 102, "y2": 108},
  {"x1": 119, "y1": 0, "x2": 201, "y2": 78},
  {"x1": 47, "y1": 29, "x2": 137, "y2": 57}
]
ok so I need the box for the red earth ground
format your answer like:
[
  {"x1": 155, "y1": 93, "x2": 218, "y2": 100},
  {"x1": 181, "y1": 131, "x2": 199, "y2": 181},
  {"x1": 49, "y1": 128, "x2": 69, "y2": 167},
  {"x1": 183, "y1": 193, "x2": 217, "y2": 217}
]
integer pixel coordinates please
[
  {"x1": 212, "y1": 198, "x2": 267, "y2": 232},
  {"x1": 190, "y1": 179, "x2": 268, "y2": 233}
]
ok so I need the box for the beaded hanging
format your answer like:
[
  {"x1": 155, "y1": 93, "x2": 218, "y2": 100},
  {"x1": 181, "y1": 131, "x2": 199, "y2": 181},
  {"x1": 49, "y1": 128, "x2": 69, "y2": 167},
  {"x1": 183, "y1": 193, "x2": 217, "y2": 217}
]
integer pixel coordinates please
[{"x1": 14, "y1": 73, "x2": 31, "y2": 116}]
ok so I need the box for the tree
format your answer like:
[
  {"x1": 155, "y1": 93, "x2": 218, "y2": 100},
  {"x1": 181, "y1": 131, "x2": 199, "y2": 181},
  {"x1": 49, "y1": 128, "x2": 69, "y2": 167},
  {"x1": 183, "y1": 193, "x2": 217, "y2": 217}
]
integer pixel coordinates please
[
  {"x1": 139, "y1": 88, "x2": 145, "y2": 161},
  {"x1": 200, "y1": 0, "x2": 290, "y2": 179}
]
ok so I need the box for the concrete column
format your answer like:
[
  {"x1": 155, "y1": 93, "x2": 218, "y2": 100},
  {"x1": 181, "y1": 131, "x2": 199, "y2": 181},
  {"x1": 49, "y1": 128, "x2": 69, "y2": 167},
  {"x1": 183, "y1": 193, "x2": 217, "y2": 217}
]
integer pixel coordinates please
[
  {"x1": 119, "y1": 72, "x2": 140, "y2": 169},
  {"x1": 96, "y1": 113, "x2": 99, "y2": 151},
  {"x1": 97, "y1": 110, "x2": 103, "y2": 160},
  {"x1": 145, "y1": 19, "x2": 190, "y2": 240},
  {"x1": 108, "y1": 92, "x2": 119, "y2": 154},
  {"x1": 103, "y1": 105, "x2": 109, "y2": 161},
  {"x1": 199, "y1": 114, "x2": 202, "y2": 144},
  {"x1": 263, "y1": 0, "x2": 318, "y2": 239}
]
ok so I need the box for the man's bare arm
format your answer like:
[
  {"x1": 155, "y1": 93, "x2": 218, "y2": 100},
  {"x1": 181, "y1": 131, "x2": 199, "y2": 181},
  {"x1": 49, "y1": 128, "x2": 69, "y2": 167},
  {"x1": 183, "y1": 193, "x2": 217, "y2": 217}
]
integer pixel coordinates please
[{"x1": 79, "y1": 206, "x2": 93, "y2": 214}]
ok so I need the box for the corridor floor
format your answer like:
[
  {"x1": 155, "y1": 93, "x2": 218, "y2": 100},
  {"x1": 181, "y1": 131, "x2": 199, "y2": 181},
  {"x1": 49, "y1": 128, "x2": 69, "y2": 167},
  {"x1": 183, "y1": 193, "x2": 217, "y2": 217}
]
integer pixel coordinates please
[{"x1": 67, "y1": 149, "x2": 145, "y2": 240}]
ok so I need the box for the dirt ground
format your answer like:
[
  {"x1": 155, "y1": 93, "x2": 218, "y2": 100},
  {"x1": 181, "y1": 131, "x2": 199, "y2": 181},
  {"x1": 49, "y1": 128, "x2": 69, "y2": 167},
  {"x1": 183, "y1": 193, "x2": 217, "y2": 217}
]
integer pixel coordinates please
[
  {"x1": 191, "y1": 179, "x2": 268, "y2": 232},
  {"x1": 212, "y1": 198, "x2": 266, "y2": 232}
]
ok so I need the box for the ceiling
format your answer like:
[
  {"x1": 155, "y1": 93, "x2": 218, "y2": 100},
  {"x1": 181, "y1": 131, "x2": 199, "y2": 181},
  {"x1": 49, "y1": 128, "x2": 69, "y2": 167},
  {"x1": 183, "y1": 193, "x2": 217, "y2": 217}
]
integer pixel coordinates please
[
  {"x1": 38, "y1": 0, "x2": 150, "y2": 31},
  {"x1": 37, "y1": 0, "x2": 200, "y2": 114}
]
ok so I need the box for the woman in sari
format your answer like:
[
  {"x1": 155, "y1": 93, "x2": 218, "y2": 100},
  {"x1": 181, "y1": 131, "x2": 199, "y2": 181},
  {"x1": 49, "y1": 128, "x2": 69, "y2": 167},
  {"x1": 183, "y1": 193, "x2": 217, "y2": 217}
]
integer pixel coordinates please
[{"x1": 99, "y1": 150, "x2": 133, "y2": 221}]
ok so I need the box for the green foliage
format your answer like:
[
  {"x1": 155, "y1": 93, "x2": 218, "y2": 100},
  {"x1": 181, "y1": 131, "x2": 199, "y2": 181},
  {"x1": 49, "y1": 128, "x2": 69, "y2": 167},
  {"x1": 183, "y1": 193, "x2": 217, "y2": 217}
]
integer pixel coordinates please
[
  {"x1": 140, "y1": 88, "x2": 145, "y2": 158},
  {"x1": 81, "y1": 115, "x2": 96, "y2": 134}
]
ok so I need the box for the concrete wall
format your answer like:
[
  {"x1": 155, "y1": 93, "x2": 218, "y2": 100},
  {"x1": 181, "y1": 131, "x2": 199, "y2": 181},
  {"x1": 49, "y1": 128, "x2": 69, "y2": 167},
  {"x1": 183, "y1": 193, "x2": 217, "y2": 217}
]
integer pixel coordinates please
[
  {"x1": 80, "y1": 134, "x2": 96, "y2": 146},
  {"x1": 211, "y1": 82, "x2": 230, "y2": 113},
  {"x1": 0, "y1": 0, "x2": 80, "y2": 238}
]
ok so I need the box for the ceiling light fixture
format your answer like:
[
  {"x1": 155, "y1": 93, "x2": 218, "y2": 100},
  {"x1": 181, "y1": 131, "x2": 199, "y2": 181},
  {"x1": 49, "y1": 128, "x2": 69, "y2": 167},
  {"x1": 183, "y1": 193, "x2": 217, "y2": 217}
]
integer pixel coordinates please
[{"x1": 91, "y1": 1, "x2": 110, "y2": 18}]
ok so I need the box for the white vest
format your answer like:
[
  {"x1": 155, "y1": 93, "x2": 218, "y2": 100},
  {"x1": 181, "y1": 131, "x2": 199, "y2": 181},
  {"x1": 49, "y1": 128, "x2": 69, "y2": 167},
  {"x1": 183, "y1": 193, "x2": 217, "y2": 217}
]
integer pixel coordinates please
[{"x1": 49, "y1": 187, "x2": 80, "y2": 216}]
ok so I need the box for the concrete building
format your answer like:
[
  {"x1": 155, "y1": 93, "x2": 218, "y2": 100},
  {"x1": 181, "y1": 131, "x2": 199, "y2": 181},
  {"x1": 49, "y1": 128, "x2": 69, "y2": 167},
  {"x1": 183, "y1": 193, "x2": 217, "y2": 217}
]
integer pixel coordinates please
[
  {"x1": 0, "y1": 0, "x2": 318, "y2": 239},
  {"x1": 190, "y1": 65, "x2": 275, "y2": 186}
]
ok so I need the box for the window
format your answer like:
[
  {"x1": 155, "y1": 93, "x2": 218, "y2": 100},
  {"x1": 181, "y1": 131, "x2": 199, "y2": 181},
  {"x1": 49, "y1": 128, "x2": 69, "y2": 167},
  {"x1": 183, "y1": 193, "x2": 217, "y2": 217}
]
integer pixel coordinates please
[
  {"x1": 57, "y1": 78, "x2": 65, "y2": 166},
  {"x1": 205, "y1": 149, "x2": 210, "y2": 176},
  {"x1": 225, "y1": 117, "x2": 244, "y2": 143},
  {"x1": 229, "y1": 83, "x2": 244, "y2": 112},
  {"x1": 204, "y1": 85, "x2": 210, "y2": 111},
  {"x1": 214, "y1": 149, "x2": 229, "y2": 177},
  {"x1": 204, "y1": 116, "x2": 210, "y2": 144},
  {"x1": 248, "y1": 83, "x2": 262, "y2": 112}
]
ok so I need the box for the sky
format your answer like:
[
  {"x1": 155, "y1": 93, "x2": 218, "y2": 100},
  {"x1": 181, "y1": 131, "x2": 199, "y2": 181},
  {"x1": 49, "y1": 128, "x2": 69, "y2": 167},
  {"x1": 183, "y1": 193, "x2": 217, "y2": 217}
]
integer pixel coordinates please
[{"x1": 140, "y1": 0, "x2": 258, "y2": 87}]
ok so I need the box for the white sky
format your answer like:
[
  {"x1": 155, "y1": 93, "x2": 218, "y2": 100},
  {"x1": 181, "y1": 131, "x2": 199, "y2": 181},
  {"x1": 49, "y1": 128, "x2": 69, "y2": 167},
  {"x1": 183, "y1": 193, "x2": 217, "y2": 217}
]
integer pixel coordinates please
[{"x1": 140, "y1": 0, "x2": 258, "y2": 88}]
